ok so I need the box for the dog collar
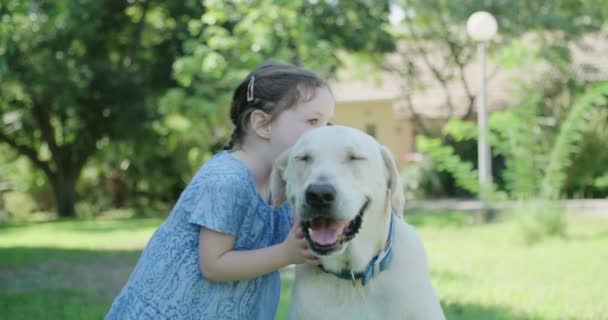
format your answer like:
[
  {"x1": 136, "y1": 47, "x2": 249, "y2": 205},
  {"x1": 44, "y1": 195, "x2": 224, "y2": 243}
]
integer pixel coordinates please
[{"x1": 318, "y1": 213, "x2": 396, "y2": 286}]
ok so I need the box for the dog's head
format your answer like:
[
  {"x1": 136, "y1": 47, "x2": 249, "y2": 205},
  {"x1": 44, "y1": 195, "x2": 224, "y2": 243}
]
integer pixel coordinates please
[{"x1": 271, "y1": 125, "x2": 404, "y2": 256}]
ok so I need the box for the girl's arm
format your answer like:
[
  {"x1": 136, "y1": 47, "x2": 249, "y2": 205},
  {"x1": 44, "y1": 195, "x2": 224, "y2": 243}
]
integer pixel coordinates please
[{"x1": 198, "y1": 222, "x2": 317, "y2": 282}]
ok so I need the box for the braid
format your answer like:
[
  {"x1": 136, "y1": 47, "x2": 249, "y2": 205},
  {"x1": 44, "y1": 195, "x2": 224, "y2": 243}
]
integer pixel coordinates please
[{"x1": 223, "y1": 128, "x2": 239, "y2": 150}]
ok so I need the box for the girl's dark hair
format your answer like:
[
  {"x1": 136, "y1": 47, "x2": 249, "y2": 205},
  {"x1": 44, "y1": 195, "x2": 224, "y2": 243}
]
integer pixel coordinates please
[{"x1": 224, "y1": 61, "x2": 329, "y2": 150}]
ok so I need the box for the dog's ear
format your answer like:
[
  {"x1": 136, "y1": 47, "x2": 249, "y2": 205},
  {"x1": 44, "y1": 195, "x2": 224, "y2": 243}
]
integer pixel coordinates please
[
  {"x1": 270, "y1": 148, "x2": 290, "y2": 210},
  {"x1": 380, "y1": 145, "x2": 405, "y2": 218}
]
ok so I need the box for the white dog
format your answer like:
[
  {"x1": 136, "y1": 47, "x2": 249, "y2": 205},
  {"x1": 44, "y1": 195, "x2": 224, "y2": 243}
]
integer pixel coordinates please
[{"x1": 271, "y1": 125, "x2": 445, "y2": 320}]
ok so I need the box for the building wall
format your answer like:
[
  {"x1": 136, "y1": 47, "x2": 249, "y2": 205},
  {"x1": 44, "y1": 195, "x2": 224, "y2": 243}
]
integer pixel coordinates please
[{"x1": 333, "y1": 100, "x2": 415, "y2": 158}]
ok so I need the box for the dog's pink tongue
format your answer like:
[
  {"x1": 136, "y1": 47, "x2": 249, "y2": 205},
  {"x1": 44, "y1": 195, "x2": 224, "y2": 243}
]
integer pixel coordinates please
[{"x1": 309, "y1": 218, "x2": 349, "y2": 246}]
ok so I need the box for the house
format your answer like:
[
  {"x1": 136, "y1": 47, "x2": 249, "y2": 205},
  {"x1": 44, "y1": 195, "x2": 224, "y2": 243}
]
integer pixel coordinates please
[
  {"x1": 328, "y1": 54, "x2": 514, "y2": 162},
  {"x1": 328, "y1": 33, "x2": 608, "y2": 162}
]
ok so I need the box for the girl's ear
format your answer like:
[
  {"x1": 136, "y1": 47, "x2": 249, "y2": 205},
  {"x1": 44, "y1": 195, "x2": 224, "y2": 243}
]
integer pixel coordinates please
[
  {"x1": 250, "y1": 110, "x2": 271, "y2": 139},
  {"x1": 270, "y1": 148, "x2": 291, "y2": 209},
  {"x1": 380, "y1": 145, "x2": 405, "y2": 218}
]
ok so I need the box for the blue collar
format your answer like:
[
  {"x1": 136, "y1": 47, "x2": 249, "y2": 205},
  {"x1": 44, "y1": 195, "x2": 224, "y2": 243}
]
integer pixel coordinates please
[{"x1": 318, "y1": 213, "x2": 396, "y2": 286}]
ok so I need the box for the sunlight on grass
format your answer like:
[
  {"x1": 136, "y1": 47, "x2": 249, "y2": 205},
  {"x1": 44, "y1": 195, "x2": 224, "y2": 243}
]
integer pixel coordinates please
[
  {"x1": 0, "y1": 218, "x2": 163, "y2": 319},
  {"x1": 0, "y1": 218, "x2": 162, "y2": 268},
  {"x1": 0, "y1": 218, "x2": 163, "y2": 249},
  {"x1": 1, "y1": 213, "x2": 607, "y2": 319},
  {"x1": 415, "y1": 213, "x2": 608, "y2": 319}
]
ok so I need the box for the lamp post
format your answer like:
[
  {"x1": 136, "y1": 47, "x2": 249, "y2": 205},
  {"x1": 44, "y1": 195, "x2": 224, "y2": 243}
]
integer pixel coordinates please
[{"x1": 467, "y1": 11, "x2": 497, "y2": 206}]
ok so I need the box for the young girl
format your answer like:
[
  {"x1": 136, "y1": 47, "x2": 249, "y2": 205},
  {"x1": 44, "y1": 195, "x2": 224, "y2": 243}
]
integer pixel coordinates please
[{"x1": 105, "y1": 62, "x2": 335, "y2": 319}]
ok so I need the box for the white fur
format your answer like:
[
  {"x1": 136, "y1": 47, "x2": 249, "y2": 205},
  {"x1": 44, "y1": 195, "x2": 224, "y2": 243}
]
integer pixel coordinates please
[{"x1": 271, "y1": 126, "x2": 445, "y2": 320}]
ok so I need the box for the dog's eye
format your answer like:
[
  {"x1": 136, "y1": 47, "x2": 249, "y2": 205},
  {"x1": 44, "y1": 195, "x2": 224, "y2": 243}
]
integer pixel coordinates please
[
  {"x1": 348, "y1": 154, "x2": 366, "y2": 161},
  {"x1": 295, "y1": 154, "x2": 311, "y2": 162}
]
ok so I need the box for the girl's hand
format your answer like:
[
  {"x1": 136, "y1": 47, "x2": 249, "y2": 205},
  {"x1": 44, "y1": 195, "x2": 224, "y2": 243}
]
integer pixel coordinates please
[{"x1": 282, "y1": 219, "x2": 319, "y2": 266}]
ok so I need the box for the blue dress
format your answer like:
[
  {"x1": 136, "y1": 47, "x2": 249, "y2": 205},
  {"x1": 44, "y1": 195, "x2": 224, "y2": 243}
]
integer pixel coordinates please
[{"x1": 106, "y1": 151, "x2": 293, "y2": 320}]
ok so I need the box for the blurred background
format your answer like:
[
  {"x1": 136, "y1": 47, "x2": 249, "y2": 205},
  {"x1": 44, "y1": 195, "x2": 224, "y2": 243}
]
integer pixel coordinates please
[{"x1": 1, "y1": 0, "x2": 607, "y2": 319}]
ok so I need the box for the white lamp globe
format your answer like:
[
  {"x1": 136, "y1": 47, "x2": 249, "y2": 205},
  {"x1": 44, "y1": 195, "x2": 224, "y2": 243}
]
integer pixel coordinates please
[{"x1": 467, "y1": 11, "x2": 498, "y2": 41}]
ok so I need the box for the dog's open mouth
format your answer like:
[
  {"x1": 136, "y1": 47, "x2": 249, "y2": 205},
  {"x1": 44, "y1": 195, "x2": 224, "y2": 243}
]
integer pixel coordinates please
[{"x1": 301, "y1": 200, "x2": 369, "y2": 254}]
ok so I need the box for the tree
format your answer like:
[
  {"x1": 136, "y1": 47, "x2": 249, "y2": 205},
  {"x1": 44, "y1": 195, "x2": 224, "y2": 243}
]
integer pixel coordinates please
[
  {"x1": 387, "y1": 0, "x2": 605, "y2": 135},
  {"x1": 123, "y1": 0, "x2": 396, "y2": 208},
  {"x1": 0, "y1": 0, "x2": 205, "y2": 217},
  {"x1": 167, "y1": 0, "x2": 395, "y2": 127},
  {"x1": 0, "y1": 0, "x2": 396, "y2": 217}
]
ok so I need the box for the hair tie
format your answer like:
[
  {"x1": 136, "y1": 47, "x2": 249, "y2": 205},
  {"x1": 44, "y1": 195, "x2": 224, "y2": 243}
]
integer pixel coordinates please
[{"x1": 246, "y1": 75, "x2": 255, "y2": 102}]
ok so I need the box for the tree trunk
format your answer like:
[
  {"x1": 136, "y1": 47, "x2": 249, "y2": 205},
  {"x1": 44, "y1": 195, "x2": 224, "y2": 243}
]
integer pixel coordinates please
[{"x1": 51, "y1": 173, "x2": 78, "y2": 218}]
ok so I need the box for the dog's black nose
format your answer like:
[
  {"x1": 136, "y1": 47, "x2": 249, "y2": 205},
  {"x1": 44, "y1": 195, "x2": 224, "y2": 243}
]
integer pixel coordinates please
[{"x1": 305, "y1": 183, "x2": 336, "y2": 208}]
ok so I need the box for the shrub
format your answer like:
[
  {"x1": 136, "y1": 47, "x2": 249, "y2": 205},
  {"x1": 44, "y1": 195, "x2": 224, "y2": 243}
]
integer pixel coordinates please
[{"x1": 510, "y1": 200, "x2": 566, "y2": 245}]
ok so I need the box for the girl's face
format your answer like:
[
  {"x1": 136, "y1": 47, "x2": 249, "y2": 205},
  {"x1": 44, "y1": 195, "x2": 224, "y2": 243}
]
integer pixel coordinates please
[{"x1": 269, "y1": 86, "x2": 335, "y2": 157}]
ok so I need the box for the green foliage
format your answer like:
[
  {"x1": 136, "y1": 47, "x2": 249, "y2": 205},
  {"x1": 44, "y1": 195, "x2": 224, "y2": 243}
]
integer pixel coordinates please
[
  {"x1": 418, "y1": 121, "x2": 510, "y2": 201},
  {"x1": 405, "y1": 209, "x2": 473, "y2": 228},
  {"x1": 123, "y1": 0, "x2": 395, "y2": 212},
  {"x1": 3, "y1": 192, "x2": 36, "y2": 219},
  {"x1": 0, "y1": 0, "x2": 205, "y2": 216},
  {"x1": 493, "y1": 31, "x2": 608, "y2": 201},
  {"x1": 0, "y1": 1, "x2": 394, "y2": 217},
  {"x1": 171, "y1": 0, "x2": 394, "y2": 92},
  {"x1": 541, "y1": 82, "x2": 608, "y2": 199},
  {"x1": 388, "y1": 0, "x2": 607, "y2": 202},
  {"x1": 396, "y1": 0, "x2": 604, "y2": 38},
  {"x1": 442, "y1": 119, "x2": 477, "y2": 141},
  {"x1": 0, "y1": 146, "x2": 52, "y2": 213},
  {"x1": 498, "y1": 39, "x2": 542, "y2": 72},
  {"x1": 417, "y1": 84, "x2": 607, "y2": 239},
  {"x1": 127, "y1": 0, "x2": 396, "y2": 211},
  {"x1": 416, "y1": 135, "x2": 480, "y2": 196},
  {"x1": 169, "y1": 0, "x2": 395, "y2": 140},
  {"x1": 564, "y1": 107, "x2": 608, "y2": 197},
  {"x1": 400, "y1": 157, "x2": 443, "y2": 200},
  {"x1": 489, "y1": 94, "x2": 547, "y2": 199},
  {"x1": 2, "y1": 0, "x2": 606, "y2": 219},
  {"x1": 510, "y1": 200, "x2": 567, "y2": 245},
  {"x1": 385, "y1": 0, "x2": 607, "y2": 135},
  {"x1": 594, "y1": 172, "x2": 608, "y2": 189}
]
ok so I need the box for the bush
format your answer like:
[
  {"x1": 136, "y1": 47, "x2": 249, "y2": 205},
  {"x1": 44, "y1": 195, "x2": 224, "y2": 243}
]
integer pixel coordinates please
[
  {"x1": 3, "y1": 191, "x2": 37, "y2": 220},
  {"x1": 400, "y1": 156, "x2": 443, "y2": 200},
  {"x1": 511, "y1": 200, "x2": 566, "y2": 245}
]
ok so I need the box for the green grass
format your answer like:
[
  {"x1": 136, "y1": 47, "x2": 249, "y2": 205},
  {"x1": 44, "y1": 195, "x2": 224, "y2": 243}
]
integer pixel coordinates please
[
  {"x1": 408, "y1": 212, "x2": 608, "y2": 319},
  {"x1": 1, "y1": 212, "x2": 607, "y2": 319},
  {"x1": 0, "y1": 218, "x2": 162, "y2": 320}
]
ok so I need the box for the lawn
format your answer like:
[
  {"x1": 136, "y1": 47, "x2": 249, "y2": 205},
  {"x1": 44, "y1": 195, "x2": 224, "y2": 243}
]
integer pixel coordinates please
[{"x1": 1, "y1": 211, "x2": 606, "y2": 319}]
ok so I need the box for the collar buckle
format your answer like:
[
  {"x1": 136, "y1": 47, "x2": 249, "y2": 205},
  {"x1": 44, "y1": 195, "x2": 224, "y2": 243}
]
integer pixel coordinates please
[{"x1": 373, "y1": 262, "x2": 381, "y2": 277}]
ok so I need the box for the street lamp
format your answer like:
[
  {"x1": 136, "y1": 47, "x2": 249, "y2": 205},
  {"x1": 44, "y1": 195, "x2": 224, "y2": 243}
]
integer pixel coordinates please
[{"x1": 467, "y1": 11, "x2": 497, "y2": 202}]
